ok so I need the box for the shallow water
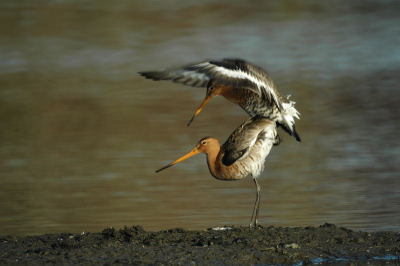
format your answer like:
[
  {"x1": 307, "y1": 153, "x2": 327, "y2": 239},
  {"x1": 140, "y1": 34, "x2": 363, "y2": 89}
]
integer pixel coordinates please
[{"x1": 1, "y1": 1, "x2": 400, "y2": 236}]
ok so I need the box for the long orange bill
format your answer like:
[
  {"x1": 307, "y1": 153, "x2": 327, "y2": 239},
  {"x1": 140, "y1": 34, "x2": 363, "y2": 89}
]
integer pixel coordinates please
[
  {"x1": 187, "y1": 95, "x2": 211, "y2": 126},
  {"x1": 155, "y1": 148, "x2": 200, "y2": 173}
]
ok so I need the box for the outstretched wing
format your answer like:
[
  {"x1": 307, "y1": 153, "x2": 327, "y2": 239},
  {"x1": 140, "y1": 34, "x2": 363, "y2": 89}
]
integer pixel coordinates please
[
  {"x1": 138, "y1": 61, "x2": 210, "y2": 88},
  {"x1": 221, "y1": 116, "x2": 276, "y2": 166},
  {"x1": 139, "y1": 59, "x2": 281, "y2": 109}
]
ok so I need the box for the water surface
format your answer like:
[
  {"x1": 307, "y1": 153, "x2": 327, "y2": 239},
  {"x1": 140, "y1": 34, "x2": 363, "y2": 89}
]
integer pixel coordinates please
[{"x1": 1, "y1": 0, "x2": 399, "y2": 235}]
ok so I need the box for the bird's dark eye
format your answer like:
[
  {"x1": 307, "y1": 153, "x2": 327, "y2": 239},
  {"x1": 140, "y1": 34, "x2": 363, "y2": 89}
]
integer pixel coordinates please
[
  {"x1": 202, "y1": 141, "x2": 207, "y2": 145},
  {"x1": 209, "y1": 87, "x2": 214, "y2": 91}
]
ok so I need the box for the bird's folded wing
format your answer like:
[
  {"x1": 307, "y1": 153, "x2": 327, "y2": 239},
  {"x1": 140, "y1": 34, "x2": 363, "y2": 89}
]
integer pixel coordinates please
[{"x1": 221, "y1": 116, "x2": 276, "y2": 166}]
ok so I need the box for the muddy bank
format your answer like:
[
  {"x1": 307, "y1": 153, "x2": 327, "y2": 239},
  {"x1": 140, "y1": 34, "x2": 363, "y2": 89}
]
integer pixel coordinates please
[{"x1": 1, "y1": 223, "x2": 399, "y2": 265}]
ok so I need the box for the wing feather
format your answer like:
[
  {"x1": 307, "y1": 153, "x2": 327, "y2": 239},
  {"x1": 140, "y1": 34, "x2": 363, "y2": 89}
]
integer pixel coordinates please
[
  {"x1": 221, "y1": 116, "x2": 276, "y2": 166},
  {"x1": 139, "y1": 59, "x2": 281, "y2": 109}
]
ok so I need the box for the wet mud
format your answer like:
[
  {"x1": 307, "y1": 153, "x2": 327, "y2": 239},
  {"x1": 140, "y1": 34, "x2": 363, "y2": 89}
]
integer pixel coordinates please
[{"x1": 1, "y1": 223, "x2": 399, "y2": 265}]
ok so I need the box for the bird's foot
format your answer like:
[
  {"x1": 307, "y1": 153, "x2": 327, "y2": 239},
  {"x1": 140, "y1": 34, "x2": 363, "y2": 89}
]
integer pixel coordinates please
[{"x1": 249, "y1": 220, "x2": 259, "y2": 228}]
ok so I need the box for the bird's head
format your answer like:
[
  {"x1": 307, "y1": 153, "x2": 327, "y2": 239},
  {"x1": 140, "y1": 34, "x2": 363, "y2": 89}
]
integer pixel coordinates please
[{"x1": 155, "y1": 137, "x2": 219, "y2": 173}]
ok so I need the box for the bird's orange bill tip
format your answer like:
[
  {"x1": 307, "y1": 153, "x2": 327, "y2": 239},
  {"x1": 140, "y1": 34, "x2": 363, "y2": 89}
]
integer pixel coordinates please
[
  {"x1": 187, "y1": 95, "x2": 211, "y2": 126},
  {"x1": 155, "y1": 148, "x2": 200, "y2": 173}
]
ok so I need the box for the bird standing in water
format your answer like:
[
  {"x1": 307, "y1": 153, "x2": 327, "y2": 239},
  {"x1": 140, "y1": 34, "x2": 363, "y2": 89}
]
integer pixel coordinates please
[
  {"x1": 156, "y1": 116, "x2": 280, "y2": 228},
  {"x1": 139, "y1": 58, "x2": 301, "y2": 142}
]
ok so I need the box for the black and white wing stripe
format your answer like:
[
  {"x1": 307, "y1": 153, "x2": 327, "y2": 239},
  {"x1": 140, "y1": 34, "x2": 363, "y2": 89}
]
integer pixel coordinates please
[{"x1": 139, "y1": 59, "x2": 281, "y2": 109}]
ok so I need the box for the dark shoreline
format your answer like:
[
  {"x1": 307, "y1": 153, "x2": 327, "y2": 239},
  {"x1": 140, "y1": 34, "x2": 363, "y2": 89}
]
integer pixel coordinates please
[{"x1": 1, "y1": 223, "x2": 399, "y2": 265}]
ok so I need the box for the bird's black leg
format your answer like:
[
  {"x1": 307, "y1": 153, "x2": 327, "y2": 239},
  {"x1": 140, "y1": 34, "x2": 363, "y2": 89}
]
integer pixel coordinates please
[{"x1": 249, "y1": 177, "x2": 261, "y2": 228}]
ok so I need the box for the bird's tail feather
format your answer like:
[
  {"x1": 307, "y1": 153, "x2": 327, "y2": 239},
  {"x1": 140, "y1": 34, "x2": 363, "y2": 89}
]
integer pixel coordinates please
[{"x1": 280, "y1": 95, "x2": 301, "y2": 142}]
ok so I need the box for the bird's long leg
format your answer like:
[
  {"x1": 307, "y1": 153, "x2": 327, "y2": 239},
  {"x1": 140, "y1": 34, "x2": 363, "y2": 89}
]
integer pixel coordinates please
[{"x1": 249, "y1": 177, "x2": 261, "y2": 228}]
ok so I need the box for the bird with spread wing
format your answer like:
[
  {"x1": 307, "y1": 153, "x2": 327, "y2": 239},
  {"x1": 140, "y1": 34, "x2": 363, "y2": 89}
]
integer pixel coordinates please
[{"x1": 139, "y1": 58, "x2": 301, "y2": 142}]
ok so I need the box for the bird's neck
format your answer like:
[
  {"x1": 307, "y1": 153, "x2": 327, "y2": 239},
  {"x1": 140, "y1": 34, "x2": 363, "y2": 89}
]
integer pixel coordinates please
[
  {"x1": 206, "y1": 146, "x2": 238, "y2": 181},
  {"x1": 205, "y1": 146, "x2": 223, "y2": 180},
  {"x1": 221, "y1": 87, "x2": 252, "y2": 107}
]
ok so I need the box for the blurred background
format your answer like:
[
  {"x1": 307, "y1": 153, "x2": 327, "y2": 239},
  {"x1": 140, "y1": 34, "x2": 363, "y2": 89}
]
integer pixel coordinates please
[{"x1": 1, "y1": 0, "x2": 399, "y2": 236}]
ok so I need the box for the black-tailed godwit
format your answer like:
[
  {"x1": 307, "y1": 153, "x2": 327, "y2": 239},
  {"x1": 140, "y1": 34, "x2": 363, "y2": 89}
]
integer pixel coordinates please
[
  {"x1": 139, "y1": 59, "x2": 301, "y2": 142},
  {"x1": 156, "y1": 116, "x2": 280, "y2": 227}
]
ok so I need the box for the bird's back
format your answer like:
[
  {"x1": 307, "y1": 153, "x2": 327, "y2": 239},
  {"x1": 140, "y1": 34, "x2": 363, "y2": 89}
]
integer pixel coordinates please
[{"x1": 218, "y1": 116, "x2": 278, "y2": 179}]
